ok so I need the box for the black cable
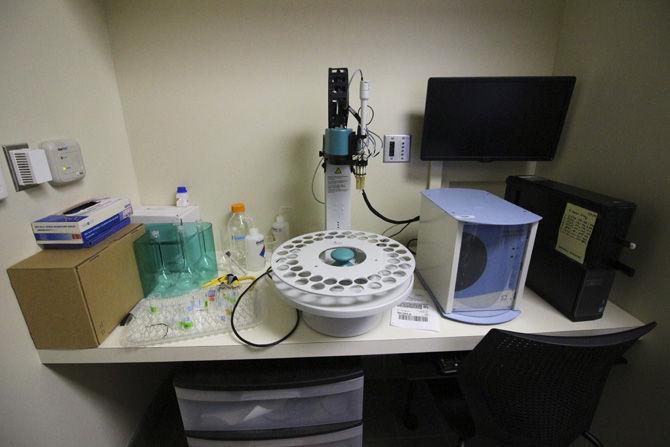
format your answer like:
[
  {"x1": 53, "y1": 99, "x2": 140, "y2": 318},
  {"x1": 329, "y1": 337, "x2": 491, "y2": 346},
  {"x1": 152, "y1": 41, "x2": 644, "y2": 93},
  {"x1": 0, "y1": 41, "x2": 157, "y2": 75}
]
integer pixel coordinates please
[
  {"x1": 406, "y1": 238, "x2": 418, "y2": 255},
  {"x1": 361, "y1": 189, "x2": 419, "y2": 225},
  {"x1": 231, "y1": 268, "x2": 301, "y2": 348},
  {"x1": 387, "y1": 222, "x2": 411, "y2": 239},
  {"x1": 348, "y1": 106, "x2": 361, "y2": 123}
]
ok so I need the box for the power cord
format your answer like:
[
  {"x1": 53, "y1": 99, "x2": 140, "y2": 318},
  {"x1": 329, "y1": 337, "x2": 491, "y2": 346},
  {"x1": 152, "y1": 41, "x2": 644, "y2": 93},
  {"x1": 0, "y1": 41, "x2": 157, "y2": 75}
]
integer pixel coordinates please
[
  {"x1": 406, "y1": 238, "x2": 418, "y2": 255},
  {"x1": 311, "y1": 157, "x2": 325, "y2": 205},
  {"x1": 361, "y1": 189, "x2": 419, "y2": 225},
  {"x1": 231, "y1": 268, "x2": 301, "y2": 347},
  {"x1": 386, "y1": 222, "x2": 412, "y2": 239}
]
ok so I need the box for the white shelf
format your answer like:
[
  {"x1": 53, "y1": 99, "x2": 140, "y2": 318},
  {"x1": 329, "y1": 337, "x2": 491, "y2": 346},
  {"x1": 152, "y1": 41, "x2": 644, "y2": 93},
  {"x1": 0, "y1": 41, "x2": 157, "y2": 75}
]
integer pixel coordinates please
[{"x1": 37, "y1": 279, "x2": 643, "y2": 364}]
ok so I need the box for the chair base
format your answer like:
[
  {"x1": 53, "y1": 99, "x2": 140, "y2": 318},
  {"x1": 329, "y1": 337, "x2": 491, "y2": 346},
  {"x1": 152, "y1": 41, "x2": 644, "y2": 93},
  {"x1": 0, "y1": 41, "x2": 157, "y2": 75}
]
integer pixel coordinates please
[{"x1": 583, "y1": 431, "x2": 604, "y2": 447}]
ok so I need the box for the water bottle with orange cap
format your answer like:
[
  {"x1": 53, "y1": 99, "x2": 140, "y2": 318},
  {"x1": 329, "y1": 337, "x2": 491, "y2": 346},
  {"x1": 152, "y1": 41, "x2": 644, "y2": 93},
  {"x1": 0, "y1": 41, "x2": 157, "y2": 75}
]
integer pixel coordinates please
[{"x1": 226, "y1": 202, "x2": 254, "y2": 266}]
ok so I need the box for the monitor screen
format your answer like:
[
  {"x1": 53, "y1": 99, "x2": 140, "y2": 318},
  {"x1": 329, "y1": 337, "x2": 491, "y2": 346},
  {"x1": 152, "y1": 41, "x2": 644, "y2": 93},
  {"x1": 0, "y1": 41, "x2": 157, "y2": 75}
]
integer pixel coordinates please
[{"x1": 420, "y1": 76, "x2": 576, "y2": 161}]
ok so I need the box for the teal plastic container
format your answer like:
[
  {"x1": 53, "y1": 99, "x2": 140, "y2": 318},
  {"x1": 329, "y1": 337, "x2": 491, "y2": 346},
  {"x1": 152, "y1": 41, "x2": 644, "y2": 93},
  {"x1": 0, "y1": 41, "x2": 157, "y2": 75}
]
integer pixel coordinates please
[
  {"x1": 133, "y1": 222, "x2": 218, "y2": 298},
  {"x1": 324, "y1": 128, "x2": 352, "y2": 156}
]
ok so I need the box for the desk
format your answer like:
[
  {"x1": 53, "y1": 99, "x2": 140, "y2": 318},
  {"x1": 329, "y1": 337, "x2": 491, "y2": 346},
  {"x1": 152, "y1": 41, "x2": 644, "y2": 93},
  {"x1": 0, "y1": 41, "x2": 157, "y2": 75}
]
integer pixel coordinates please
[{"x1": 37, "y1": 279, "x2": 642, "y2": 364}]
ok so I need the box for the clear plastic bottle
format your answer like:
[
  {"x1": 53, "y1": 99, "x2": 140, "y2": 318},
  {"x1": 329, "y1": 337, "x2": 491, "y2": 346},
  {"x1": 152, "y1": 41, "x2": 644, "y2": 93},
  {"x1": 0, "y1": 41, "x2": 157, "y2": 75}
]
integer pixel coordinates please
[
  {"x1": 245, "y1": 227, "x2": 266, "y2": 271},
  {"x1": 176, "y1": 186, "x2": 189, "y2": 207},
  {"x1": 226, "y1": 202, "x2": 253, "y2": 265},
  {"x1": 271, "y1": 214, "x2": 290, "y2": 245}
]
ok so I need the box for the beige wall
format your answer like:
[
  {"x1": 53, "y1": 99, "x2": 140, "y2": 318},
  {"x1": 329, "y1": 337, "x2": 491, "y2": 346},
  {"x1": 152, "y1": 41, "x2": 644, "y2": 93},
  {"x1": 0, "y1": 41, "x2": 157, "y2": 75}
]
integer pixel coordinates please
[
  {"x1": 539, "y1": 1, "x2": 670, "y2": 444},
  {"x1": 0, "y1": 1, "x2": 164, "y2": 446},
  {"x1": 104, "y1": 0, "x2": 564, "y2": 246}
]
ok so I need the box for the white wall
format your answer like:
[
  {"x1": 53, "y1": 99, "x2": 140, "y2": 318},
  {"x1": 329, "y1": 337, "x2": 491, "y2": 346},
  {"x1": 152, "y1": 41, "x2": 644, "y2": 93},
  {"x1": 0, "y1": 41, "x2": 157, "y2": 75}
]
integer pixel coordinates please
[
  {"x1": 104, "y1": 0, "x2": 565, "y2": 245},
  {"x1": 540, "y1": 1, "x2": 670, "y2": 444},
  {"x1": 0, "y1": 1, "x2": 165, "y2": 446}
]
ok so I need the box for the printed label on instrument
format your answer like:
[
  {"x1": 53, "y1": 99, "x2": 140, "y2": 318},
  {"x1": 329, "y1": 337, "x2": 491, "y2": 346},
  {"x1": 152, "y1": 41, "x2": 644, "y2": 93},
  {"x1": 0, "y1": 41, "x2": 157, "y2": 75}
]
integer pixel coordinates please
[
  {"x1": 326, "y1": 173, "x2": 350, "y2": 193},
  {"x1": 391, "y1": 290, "x2": 440, "y2": 332},
  {"x1": 555, "y1": 202, "x2": 598, "y2": 264}
]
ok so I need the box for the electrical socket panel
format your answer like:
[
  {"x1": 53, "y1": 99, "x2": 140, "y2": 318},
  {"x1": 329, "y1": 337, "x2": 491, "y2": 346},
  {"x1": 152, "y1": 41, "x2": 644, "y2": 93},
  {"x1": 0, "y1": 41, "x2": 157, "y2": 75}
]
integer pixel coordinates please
[
  {"x1": 0, "y1": 168, "x2": 7, "y2": 200},
  {"x1": 3, "y1": 143, "x2": 52, "y2": 191},
  {"x1": 383, "y1": 134, "x2": 411, "y2": 163}
]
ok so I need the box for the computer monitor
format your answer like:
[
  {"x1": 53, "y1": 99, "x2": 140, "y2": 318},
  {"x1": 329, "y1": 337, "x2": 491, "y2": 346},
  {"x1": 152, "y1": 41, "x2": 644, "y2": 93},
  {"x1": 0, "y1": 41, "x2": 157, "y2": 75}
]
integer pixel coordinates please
[{"x1": 420, "y1": 76, "x2": 576, "y2": 161}]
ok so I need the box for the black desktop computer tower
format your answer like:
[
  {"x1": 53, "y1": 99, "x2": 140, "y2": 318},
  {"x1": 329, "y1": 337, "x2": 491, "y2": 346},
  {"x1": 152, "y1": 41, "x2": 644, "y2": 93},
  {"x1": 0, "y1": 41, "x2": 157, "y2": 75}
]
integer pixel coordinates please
[{"x1": 505, "y1": 176, "x2": 636, "y2": 321}]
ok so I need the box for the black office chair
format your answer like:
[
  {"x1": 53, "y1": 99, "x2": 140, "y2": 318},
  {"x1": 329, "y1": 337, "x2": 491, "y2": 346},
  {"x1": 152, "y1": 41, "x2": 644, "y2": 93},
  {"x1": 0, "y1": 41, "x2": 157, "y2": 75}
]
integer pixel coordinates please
[{"x1": 430, "y1": 323, "x2": 656, "y2": 447}]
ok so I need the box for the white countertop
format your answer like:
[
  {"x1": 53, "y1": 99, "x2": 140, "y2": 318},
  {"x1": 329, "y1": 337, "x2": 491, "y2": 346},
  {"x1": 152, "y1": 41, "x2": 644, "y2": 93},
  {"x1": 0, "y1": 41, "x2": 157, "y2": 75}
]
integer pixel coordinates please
[{"x1": 37, "y1": 279, "x2": 642, "y2": 364}]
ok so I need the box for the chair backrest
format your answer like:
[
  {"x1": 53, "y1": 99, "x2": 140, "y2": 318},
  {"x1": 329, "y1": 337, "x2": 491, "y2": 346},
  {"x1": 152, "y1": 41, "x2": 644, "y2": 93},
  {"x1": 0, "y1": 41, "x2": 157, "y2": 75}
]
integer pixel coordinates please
[{"x1": 458, "y1": 323, "x2": 656, "y2": 447}]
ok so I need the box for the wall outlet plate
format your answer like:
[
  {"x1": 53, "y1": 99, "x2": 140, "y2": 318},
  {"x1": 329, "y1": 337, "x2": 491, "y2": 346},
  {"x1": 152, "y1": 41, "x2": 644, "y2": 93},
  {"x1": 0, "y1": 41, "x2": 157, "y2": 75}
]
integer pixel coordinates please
[
  {"x1": 3, "y1": 143, "x2": 52, "y2": 191},
  {"x1": 0, "y1": 167, "x2": 8, "y2": 200},
  {"x1": 383, "y1": 134, "x2": 411, "y2": 163}
]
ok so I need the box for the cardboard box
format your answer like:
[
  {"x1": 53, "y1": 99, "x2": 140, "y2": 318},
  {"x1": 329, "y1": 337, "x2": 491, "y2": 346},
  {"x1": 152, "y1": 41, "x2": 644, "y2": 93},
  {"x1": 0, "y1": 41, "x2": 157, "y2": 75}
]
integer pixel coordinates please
[{"x1": 8, "y1": 224, "x2": 145, "y2": 349}]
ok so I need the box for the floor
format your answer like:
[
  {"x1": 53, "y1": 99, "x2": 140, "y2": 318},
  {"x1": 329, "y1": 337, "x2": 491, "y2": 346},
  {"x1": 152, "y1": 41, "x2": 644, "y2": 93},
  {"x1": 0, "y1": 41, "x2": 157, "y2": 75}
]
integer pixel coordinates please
[
  {"x1": 132, "y1": 355, "x2": 464, "y2": 447},
  {"x1": 362, "y1": 355, "x2": 457, "y2": 447}
]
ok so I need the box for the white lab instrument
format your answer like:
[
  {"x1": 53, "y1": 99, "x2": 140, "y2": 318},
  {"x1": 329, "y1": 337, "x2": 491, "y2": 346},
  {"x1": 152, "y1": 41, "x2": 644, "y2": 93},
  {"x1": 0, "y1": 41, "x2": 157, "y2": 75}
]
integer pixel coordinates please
[
  {"x1": 245, "y1": 227, "x2": 266, "y2": 271},
  {"x1": 415, "y1": 188, "x2": 541, "y2": 324},
  {"x1": 2, "y1": 144, "x2": 52, "y2": 191},
  {"x1": 324, "y1": 161, "x2": 352, "y2": 230},
  {"x1": 0, "y1": 168, "x2": 7, "y2": 200},
  {"x1": 322, "y1": 68, "x2": 380, "y2": 231},
  {"x1": 39, "y1": 139, "x2": 86, "y2": 185},
  {"x1": 270, "y1": 230, "x2": 415, "y2": 337}
]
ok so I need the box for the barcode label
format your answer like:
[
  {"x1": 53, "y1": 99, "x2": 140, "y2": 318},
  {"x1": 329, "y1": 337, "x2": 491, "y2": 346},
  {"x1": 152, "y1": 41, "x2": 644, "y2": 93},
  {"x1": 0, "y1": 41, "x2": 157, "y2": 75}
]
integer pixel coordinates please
[
  {"x1": 398, "y1": 303, "x2": 425, "y2": 310},
  {"x1": 398, "y1": 313, "x2": 428, "y2": 322}
]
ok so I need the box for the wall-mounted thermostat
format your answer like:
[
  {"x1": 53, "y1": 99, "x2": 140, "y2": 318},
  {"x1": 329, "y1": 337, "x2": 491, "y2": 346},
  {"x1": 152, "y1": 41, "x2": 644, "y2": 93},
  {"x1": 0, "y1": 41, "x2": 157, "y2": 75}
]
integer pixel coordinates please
[
  {"x1": 0, "y1": 168, "x2": 8, "y2": 200},
  {"x1": 383, "y1": 134, "x2": 411, "y2": 163},
  {"x1": 2, "y1": 143, "x2": 52, "y2": 191},
  {"x1": 40, "y1": 139, "x2": 86, "y2": 185}
]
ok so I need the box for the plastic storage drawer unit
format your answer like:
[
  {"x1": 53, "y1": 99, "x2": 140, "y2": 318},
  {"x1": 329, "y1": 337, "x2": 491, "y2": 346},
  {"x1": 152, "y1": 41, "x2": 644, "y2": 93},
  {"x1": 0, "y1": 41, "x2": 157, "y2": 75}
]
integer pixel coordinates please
[
  {"x1": 186, "y1": 423, "x2": 363, "y2": 447},
  {"x1": 174, "y1": 358, "x2": 364, "y2": 434}
]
